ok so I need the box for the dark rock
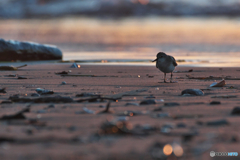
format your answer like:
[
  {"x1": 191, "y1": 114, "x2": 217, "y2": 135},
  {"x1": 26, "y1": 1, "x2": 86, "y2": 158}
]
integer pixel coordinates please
[
  {"x1": 206, "y1": 119, "x2": 229, "y2": 126},
  {"x1": 231, "y1": 135, "x2": 238, "y2": 142},
  {"x1": 231, "y1": 107, "x2": 240, "y2": 115},
  {"x1": 176, "y1": 123, "x2": 186, "y2": 128},
  {"x1": 48, "y1": 104, "x2": 55, "y2": 108},
  {"x1": 0, "y1": 39, "x2": 62, "y2": 61},
  {"x1": 1, "y1": 100, "x2": 12, "y2": 104},
  {"x1": 18, "y1": 76, "x2": 27, "y2": 79},
  {"x1": 145, "y1": 95, "x2": 155, "y2": 98},
  {"x1": 9, "y1": 95, "x2": 73, "y2": 103},
  {"x1": 153, "y1": 107, "x2": 162, "y2": 112},
  {"x1": 31, "y1": 93, "x2": 40, "y2": 97},
  {"x1": 0, "y1": 88, "x2": 6, "y2": 93},
  {"x1": 210, "y1": 101, "x2": 221, "y2": 105},
  {"x1": 140, "y1": 99, "x2": 156, "y2": 105},
  {"x1": 76, "y1": 92, "x2": 100, "y2": 97},
  {"x1": 55, "y1": 71, "x2": 68, "y2": 75},
  {"x1": 181, "y1": 89, "x2": 204, "y2": 96},
  {"x1": 4, "y1": 74, "x2": 16, "y2": 77},
  {"x1": 152, "y1": 113, "x2": 169, "y2": 118},
  {"x1": 164, "y1": 102, "x2": 180, "y2": 107},
  {"x1": 37, "y1": 110, "x2": 47, "y2": 114},
  {"x1": 125, "y1": 102, "x2": 139, "y2": 106}
]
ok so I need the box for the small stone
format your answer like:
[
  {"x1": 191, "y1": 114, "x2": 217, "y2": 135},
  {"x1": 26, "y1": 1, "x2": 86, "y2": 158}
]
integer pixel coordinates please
[
  {"x1": 153, "y1": 107, "x2": 162, "y2": 112},
  {"x1": 152, "y1": 113, "x2": 169, "y2": 118},
  {"x1": 1, "y1": 100, "x2": 12, "y2": 104},
  {"x1": 125, "y1": 102, "x2": 139, "y2": 106},
  {"x1": 31, "y1": 93, "x2": 40, "y2": 97},
  {"x1": 206, "y1": 119, "x2": 229, "y2": 126},
  {"x1": 210, "y1": 101, "x2": 221, "y2": 105},
  {"x1": 231, "y1": 135, "x2": 238, "y2": 142},
  {"x1": 145, "y1": 95, "x2": 155, "y2": 98},
  {"x1": 5, "y1": 74, "x2": 16, "y2": 77},
  {"x1": 37, "y1": 110, "x2": 47, "y2": 114},
  {"x1": 0, "y1": 88, "x2": 6, "y2": 93},
  {"x1": 18, "y1": 76, "x2": 27, "y2": 79},
  {"x1": 211, "y1": 95, "x2": 237, "y2": 98},
  {"x1": 55, "y1": 71, "x2": 68, "y2": 75},
  {"x1": 176, "y1": 123, "x2": 186, "y2": 128},
  {"x1": 164, "y1": 102, "x2": 180, "y2": 107},
  {"x1": 62, "y1": 81, "x2": 66, "y2": 85},
  {"x1": 48, "y1": 104, "x2": 55, "y2": 108},
  {"x1": 181, "y1": 89, "x2": 204, "y2": 96},
  {"x1": 231, "y1": 107, "x2": 240, "y2": 115},
  {"x1": 139, "y1": 99, "x2": 156, "y2": 105},
  {"x1": 68, "y1": 126, "x2": 77, "y2": 132}
]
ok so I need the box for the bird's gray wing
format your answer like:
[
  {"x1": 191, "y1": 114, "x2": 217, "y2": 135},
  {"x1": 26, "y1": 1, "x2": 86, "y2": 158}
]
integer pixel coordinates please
[{"x1": 170, "y1": 56, "x2": 178, "y2": 66}]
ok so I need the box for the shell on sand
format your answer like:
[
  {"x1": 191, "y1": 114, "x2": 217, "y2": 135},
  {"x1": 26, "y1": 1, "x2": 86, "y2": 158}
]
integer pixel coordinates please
[{"x1": 210, "y1": 79, "x2": 226, "y2": 87}]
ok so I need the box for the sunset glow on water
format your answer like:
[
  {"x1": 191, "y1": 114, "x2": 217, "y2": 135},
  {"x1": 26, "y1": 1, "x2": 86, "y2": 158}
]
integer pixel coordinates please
[{"x1": 1, "y1": 17, "x2": 240, "y2": 66}]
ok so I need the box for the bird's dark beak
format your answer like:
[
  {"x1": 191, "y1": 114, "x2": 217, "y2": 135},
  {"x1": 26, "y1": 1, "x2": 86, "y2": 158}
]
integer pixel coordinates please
[{"x1": 152, "y1": 58, "x2": 157, "y2": 62}]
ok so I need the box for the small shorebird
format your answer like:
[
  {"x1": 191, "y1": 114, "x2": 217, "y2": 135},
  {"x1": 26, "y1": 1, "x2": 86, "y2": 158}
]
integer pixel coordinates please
[{"x1": 152, "y1": 52, "x2": 178, "y2": 83}]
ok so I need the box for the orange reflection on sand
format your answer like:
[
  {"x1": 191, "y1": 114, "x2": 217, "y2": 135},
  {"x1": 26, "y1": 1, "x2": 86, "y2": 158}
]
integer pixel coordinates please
[
  {"x1": 163, "y1": 144, "x2": 173, "y2": 156},
  {"x1": 173, "y1": 144, "x2": 183, "y2": 157}
]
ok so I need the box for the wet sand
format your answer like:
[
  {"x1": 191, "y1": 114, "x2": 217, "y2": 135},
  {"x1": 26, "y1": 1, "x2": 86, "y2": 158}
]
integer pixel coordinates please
[{"x1": 0, "y1": 64, "x2": 240, "y2": 160}]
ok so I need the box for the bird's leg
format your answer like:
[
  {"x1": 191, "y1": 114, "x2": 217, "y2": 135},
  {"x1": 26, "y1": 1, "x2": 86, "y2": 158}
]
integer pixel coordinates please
[
  {"x1": 164, "y1": 73, "x2": 167, "y2": 83},
  {"x1": 170, "y1": 72, "x2": 173, "y2": 83}
]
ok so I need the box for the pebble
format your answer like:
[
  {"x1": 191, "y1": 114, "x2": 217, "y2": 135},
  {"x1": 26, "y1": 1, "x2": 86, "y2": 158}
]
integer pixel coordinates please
[
  {"x1": 153, "y1": 107, "x2": 162, "y2": 112},
  {"x1": 139, "y1": 99, "x2": 156, "y2": 105},
  {"x1": 231, "y1": 107, "x2": 240, "y2": 115},
  {"x1": 18, "y1": 76, "x2": 27, "y2": 79},
  {"x1": 206, "y1": 119, "x2": 229, "y2": 126},
  {"x1": 125, "y1": 102, "x2": 139, "y2": 106},
  {"x1": 48, "y1": 104, "x2": 55, "y2": 108},
  {"x1": 176, "y1": 123, "x2": 187, "y2": 128},
  {"x1": 37, "y1": 110, "x2": 47, "y2": 114},
  {"x1": 152, "y1": 113, "x2": 169, "y2": 118},
  {"x1": 164, "y1": 102, "x2": 180, "y2": 107},
  {"x1": 210, "y1": 101, "x2": 221, "y2": 105},
  {"x1": 31, "y1": 93, "x2": 40, "y2": 97},
  {"x1": 62, "y1": 81, "x2": 66, "y2": 85},
  {"x1": 181, "y1": 89, "x2": 204, "y2": 96},
  {"x1": 145, "y1": 95, "x2": 155, "y2": 98}
]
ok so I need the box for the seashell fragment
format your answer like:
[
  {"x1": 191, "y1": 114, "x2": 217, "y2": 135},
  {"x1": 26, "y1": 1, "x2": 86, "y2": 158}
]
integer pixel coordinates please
[
  {"x1": 210, "y1": 79, "x2": 226, "y2": 87},
  {"x1": 70, "y1": 63, "x2": 80, "y2": 68}
]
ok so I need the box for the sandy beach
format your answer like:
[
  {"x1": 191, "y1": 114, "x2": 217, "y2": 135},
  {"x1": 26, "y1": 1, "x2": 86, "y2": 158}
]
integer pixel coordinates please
[{"x1": 0, "y1": 64, "x2": 239, "y2": 159}]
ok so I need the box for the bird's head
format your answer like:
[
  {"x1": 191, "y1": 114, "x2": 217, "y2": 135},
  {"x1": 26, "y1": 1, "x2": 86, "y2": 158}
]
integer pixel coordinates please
[{"x1": 152, "y1": 52, "x2": 167, "y2": 62}]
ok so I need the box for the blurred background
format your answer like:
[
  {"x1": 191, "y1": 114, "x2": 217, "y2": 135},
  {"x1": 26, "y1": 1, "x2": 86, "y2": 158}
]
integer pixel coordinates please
[{"x1": 1, "y1": 0, "x2": 240, "y2": 66}]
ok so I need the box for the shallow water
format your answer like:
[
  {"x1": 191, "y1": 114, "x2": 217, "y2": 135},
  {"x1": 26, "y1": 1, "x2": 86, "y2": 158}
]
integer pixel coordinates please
[{"x1": 1, "y1": 16, "x2": 240, "y2": 67}]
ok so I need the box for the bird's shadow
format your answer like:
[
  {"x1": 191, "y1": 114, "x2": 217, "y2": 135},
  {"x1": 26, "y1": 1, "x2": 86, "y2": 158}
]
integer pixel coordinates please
[{"x1": 158, "y1": 81, "x2": 178, "y2": 84}]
